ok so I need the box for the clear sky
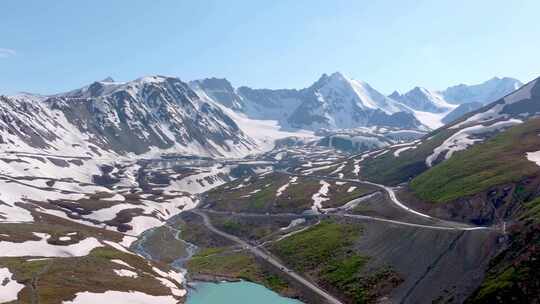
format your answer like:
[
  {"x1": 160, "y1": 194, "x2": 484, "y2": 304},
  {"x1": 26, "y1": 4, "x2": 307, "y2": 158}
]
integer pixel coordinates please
[{"x1": 1, "y1": 0, "x2": 539, "y2": 95}]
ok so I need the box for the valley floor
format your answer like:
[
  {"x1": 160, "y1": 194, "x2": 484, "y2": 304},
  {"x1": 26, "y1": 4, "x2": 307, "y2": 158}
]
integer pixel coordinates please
[{"x1": 0, "y1": 146, "x2": 509, "y2": 304}]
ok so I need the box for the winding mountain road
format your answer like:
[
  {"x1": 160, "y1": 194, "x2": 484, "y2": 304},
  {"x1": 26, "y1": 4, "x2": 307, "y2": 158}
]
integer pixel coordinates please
[
  {"x1": 191, "y1": 209, "x2": 344, "y2": 304},
  {"x1": 283, "y1": 171, "x2": 495, "y2": 231}
]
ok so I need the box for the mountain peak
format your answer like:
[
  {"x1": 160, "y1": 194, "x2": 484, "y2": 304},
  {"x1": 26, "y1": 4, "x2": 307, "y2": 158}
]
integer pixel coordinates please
[
  {"x1": 329, "y1": 71, "x2": 346, "y2": 80},
  {"x1": 316, "y1": 72, "x2": 348, "y2": 84},
  {"x1": 101, "y1": 76, "x2": 115, "y2": 83},
  {"x1": 389, "y1": 90, "x2": 402, "y2": 99}
]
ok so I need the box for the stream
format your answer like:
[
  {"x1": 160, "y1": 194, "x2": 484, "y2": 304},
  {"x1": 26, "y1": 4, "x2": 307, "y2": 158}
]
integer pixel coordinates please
[{"x1": 132, "y1": 213, "x2": 302, "y2": 304}]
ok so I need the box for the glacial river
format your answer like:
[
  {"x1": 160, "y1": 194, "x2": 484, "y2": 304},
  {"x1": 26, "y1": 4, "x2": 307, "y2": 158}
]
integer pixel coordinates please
[{"x1": 187, "y1": 281, "x2": 303, "y2": 304}]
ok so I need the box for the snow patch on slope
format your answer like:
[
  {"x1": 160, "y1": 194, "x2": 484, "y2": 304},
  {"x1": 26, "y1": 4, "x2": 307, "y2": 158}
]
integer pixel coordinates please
[
  {"x1": 0, "y1": 233, "x2": 103, "y2": 257},
  {"x1": 0, "y1": 267, "x2": 25, "y2": 303},
  {"x1": 62, "y1": 291, "x2": 178, "y2": 304},
  {"x1": 311, "y1": 180, "x2": 330, "y2": 212},
  {"x1": 526, "y1": 150, "x2": 540, "y2": 167},
  {"x1": 426, "y1": 119, "x2": 523, "y2": 167}
]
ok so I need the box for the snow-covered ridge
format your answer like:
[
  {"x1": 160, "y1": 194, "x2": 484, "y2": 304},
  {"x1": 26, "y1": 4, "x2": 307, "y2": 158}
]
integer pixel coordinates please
[
  {"x1": 194, "y1": 72, "x2": 426, "y2": 131},
  {"x1": 2, "y1": 76, "x2": 256, "y2": 159},
  {"x1": 423, "y1": 76, "x2": 539, "y2": 167}
]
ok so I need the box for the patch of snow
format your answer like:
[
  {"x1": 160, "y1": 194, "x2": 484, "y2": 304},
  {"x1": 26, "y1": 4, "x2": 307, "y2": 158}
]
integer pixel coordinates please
[
  {"x1": 311, "y1": 180, "x2": 330, "y2": 213},
  {"x1": 426, "y1": 119, "x2": 523, "y2": 167},
  {"x1": 111, "y1": 259, "x2": 135, "y2": 269},
  {"x1": 113, "y1": 269, "x2": 138, "y2": 278},
  {"x1": 0, "y1": 234, "x2": 102, "y2": 257},
  {"x1": 62, "y1": 291, "x2": 178, "y2": 304},
  {"x1": 353, "y1": 164, "x2": 360, "y2": 176},
  {"x1": 526, "y1": 150, "x2": 540, "y2": 166},
  {"x1": 0, "y1": 267, "x2": 25, "y2": 303},
  {"x1": 329, "y1": 163, "x2": 345, "y2": 175},
  {"x1": 280, "y1": 218, "x2": 306, "y2": 231},
  {"x1": 151, "y1": 267, "x2": 186, "y2": 297},
  {"x1": 276, "y1": 176, "x2": 297, "y2": 197}
]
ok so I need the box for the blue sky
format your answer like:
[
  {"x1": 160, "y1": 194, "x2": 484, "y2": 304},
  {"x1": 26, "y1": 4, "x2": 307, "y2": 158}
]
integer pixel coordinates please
[{"x1": 1, "y1": 0, "x2": 539, "y2": 95}]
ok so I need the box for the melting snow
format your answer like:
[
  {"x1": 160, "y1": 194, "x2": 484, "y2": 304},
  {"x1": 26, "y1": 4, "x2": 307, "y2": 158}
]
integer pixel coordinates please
[
  {"x1": 280, "y1": 218, "x2": 306, "y2": 231},
  {"x1": 111, "y1": 259, "x2": 135, "y2": 269},
  {"x1": 0, "y1": 267, "x2": 25, "y2": 303},
  {"x1": 426, "y1": 119, "x2": 523, "y2": 167},
  {"x1": 0, "y1": 233, "x2": 103, "y2": 257},
  {"x1": 526, "y1": 150, "x2": 540, "y2": 166},
  {"x1": 311, "y1": 180, "x2": 330, "y2": 212},
  {"x1": 276, "y1": 176, "x2": 297, "y2": 197},
  {"x1": 151, "y1": 266, "x2": 186, "y2": 297},
  {"x1": 62, "y1": 291, "x2": 178, "y2": 304},
  {"x1": 113, "y1": 269, "x2": 138, "y2": 278},
  {"x1": 329, "y1": 163, "x2": 345, "y2": 175}
]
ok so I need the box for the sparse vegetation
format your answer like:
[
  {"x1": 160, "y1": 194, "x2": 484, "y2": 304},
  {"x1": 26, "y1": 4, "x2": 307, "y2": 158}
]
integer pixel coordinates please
[
  {"x1": 187, "y1": 250, "x2": 292, "y2": 295},
  {"x1": 0, "y1": 246, "x2": 178, "y2": 303},
  {"x1": 271, "y1": 220, "x2": 401, "y2": 303},
  {"x1": 271, "y1": 220, "x2": 360, "y2": 272}
]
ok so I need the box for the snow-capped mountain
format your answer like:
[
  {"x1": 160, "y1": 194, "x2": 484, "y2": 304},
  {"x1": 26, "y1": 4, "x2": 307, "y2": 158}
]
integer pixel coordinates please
[
  {"x1": 390, "y1": 77, "x2": 523, "y2": 129},
  {"x1": 0, "y1": 76, "x2": 256, "y2": 158},
  {"x1": 2, "y1": 73, "x2": 521, "y2": 163},
  {"x1": 424, "y1": 76, "x2": 539, "y2": 168},
  {"x1": 389, "y1": 87, "x2": 453, "y2": 113},
  {"x1": 286, "y1": 72, "x2": 422, "y2": 130},
  {"x1": 190, "y1": 77, "x2": 245, "y2": 111},
  {"x1": 193, "y1": 72, "x2": 425, "y2": 131},
  {"x1": 441, "y1": 76, "x2": 522, "y2": 105},
  {"x1": 192, "y1": 73, "x2": 523, "y2": 133}
]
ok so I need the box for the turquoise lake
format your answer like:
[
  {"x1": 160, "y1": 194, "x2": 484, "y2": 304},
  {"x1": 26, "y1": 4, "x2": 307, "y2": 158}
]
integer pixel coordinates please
[{"x1": 186, "y1": 281, "x2": 304, "y2": 304}]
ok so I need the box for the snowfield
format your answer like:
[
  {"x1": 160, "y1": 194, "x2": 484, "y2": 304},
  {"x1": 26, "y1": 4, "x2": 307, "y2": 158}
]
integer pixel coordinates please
[
  {"x1": 0, "y1": 267, "x2": 25, "y2": 303},
  {"x1": 62, "y1": 291, "x2": 178, "y2": 304},
  {"x1": 0, "y1": 233, "x2": 103, "y2": 257}
]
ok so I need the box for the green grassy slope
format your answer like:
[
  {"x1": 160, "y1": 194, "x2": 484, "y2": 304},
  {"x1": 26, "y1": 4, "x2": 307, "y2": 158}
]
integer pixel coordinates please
[
  {"x1": 270, "y1": 220, "x2": 401, "y2": 303},
  {"x1": 358, "y1": 129, "x2": 453, "y2": 185},
  {"x1": 410, "y1": 118, "x2": 540, "y2": 203}
]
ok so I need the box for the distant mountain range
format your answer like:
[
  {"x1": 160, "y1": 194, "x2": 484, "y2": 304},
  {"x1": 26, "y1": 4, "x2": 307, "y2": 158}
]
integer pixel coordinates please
[
  {"x1": 0, "y1": 73, "x2": 523, "y2": 159},
  {"x1": 194, "y1": 73, "x2": 522, "y2": 131}
]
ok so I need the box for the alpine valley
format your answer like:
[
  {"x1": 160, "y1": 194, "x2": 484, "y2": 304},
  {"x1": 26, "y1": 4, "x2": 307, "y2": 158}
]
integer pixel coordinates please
[{"x1": 1, "y1": 71, "x2": 538, "y2": 304}]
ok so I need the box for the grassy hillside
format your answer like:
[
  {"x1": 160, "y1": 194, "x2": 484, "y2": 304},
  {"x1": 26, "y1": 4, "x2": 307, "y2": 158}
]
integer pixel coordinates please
[
  {"x1": 270, "y1": 220, "x2": 401, "y2": 303},
  {"x1": 358, "y1": 129, "x2": 453, "y2": 185},
  {"x1": 410, "y1": 118, "x2": 540, "y2": 203},
  {"x1": 187, "y1": 250, "x2": 291, "y2": 295}
]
